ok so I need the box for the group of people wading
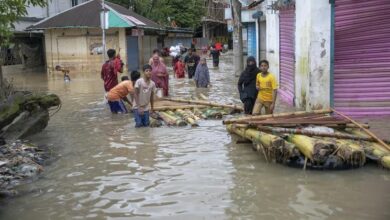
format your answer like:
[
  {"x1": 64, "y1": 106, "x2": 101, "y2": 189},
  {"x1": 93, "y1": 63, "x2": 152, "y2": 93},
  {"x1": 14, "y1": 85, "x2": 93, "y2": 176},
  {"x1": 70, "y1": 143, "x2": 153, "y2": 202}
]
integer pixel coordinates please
[
  {"x1": 100, "y1": 48, "x2": 277, "y2": 128},
  {"x1": 101, "y1": 48, "x2": 212, "y2": 127}
]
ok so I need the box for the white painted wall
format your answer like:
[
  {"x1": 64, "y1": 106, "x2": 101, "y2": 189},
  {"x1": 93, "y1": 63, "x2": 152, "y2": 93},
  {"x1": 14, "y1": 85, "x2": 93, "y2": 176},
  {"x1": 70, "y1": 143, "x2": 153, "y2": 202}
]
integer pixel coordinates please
[
  {"x1": 264, "y1": 0, "x2": 280, "y2": 83},
  {"x1": 295, "y1": 0, "x2": 331, "y2": 110}
]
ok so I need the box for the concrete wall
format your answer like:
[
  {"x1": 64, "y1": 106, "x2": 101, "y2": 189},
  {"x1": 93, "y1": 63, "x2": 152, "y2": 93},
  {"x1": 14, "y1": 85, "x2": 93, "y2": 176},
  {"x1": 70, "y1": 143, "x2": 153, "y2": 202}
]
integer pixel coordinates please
[
  {"x1": 295, "y1": 0, "x2": 331, "y2": 110},
  {"x1": 44, "y1": 28, "x2": 125, "y2": 74},
  {"x1": 264, "y1": 1, "x2": 280, "y2": 82}
]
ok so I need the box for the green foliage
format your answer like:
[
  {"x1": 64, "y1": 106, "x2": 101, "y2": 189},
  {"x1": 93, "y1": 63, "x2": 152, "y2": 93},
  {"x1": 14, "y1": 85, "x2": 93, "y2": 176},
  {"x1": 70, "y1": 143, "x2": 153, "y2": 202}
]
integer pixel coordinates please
[
  {"x1": 0, "y1": 0, "x2": 47, "y2": 46},
  {"x1": 108, "y1": 0, "x2": 205, "y2": 29}
]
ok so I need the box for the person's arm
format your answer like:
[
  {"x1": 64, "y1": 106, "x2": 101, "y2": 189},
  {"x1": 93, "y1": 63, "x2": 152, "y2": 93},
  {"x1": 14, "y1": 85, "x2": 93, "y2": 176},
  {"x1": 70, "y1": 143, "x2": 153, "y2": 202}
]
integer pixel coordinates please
[
  {"x1": 150, "y1": 89, "x2": 154, "y2": 113},
  {"x1": 256, "y1": 75, "x2": 260, "y2": 90},
  {"x1": 237, "y1": 74, "x2": 244, "y2": 93},
  {"x1": 122, "y1": 96, "x2": 132, "y2": 106},
  {"x1": 101, "y1": 65, "x2": 104, "y2": 80}
]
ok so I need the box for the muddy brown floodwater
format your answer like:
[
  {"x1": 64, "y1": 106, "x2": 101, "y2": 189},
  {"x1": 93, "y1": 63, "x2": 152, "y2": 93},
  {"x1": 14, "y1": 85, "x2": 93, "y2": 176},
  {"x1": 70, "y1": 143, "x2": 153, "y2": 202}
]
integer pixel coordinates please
[{"x1": 1, "y1": 54, "x2": 389, "y2": 220}]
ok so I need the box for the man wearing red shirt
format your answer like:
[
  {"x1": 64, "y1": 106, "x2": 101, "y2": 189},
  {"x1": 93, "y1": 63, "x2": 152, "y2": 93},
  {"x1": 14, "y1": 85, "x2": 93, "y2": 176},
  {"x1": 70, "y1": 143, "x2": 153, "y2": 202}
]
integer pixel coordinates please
[{"x1": 101, "y1": 49, "x2": 123, "y2": 92}]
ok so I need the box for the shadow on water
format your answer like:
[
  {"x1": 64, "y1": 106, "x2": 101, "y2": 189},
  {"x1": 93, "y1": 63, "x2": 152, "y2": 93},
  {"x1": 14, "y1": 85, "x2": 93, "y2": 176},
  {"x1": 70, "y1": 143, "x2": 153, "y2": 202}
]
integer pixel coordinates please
[{"x1": 0, "y1": 53, "x2": 389, "y2": 219}]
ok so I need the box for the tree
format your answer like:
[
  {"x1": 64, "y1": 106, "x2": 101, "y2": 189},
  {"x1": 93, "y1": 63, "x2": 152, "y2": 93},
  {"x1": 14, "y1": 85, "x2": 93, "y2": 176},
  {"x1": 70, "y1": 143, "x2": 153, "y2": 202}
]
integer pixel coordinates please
[
  {"x1": 109, "y1": 0, "x2": 205, "y2": 29},
  {"x1": 0, "y1": 0, "x2": 47, "y2": 88}
]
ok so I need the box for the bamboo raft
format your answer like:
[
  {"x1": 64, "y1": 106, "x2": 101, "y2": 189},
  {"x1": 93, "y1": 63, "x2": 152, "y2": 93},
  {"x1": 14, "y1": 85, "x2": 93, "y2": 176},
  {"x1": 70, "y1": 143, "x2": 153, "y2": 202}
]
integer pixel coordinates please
[
  {"x1": 149, "y1": 96, "x2": 242, "y2": 128},
  {"x1": 223, "y1": 109, "x2": 390, "y2": 170}
]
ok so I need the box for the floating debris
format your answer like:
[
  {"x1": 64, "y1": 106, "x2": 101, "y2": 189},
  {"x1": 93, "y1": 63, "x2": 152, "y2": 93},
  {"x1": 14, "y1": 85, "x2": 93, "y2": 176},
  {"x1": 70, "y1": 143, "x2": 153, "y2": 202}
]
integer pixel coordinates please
[{"x1": 0, "y1": 140, "x2": 54, "y2": 197}]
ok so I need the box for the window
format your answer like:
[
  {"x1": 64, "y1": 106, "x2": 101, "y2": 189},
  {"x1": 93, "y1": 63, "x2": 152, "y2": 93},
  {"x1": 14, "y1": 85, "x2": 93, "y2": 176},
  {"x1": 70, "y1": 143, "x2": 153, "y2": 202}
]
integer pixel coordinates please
[{"x1": 71, "y1": 0, "x2": 78, "y2": 7}]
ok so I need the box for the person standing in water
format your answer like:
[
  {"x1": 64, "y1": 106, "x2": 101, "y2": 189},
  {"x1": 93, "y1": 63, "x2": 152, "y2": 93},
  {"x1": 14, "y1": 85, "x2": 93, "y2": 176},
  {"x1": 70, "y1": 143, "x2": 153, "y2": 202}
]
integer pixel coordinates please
[
  {"x1": 252, "y1": 60, "x2": 278, "y2": 115},
  {"x1": 237, "y1": 56, "x2": 260, "y2": 114},
  {"x1": 194, "y1": 58, "x2": 210, "y2": 88},
  {"x1": 151, "y1": 54, "x2": 169, "y2": 96},
  {"x1": 184, "y1": 48, "x2": 200, "y2": 79},
  {"x1": 133, "y1": 64, "x2": 156, "y2": 127}
]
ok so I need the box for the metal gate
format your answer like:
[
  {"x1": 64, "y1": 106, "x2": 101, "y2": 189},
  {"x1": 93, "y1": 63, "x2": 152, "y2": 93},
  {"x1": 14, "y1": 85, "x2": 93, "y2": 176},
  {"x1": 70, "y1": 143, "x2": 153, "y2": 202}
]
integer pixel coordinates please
[
  {"x1": 279, "y1": 8, "x2": 295, "y2": 105},
  {"x1": 334, "y1": 0, "x2": 390, "y2": 116}
]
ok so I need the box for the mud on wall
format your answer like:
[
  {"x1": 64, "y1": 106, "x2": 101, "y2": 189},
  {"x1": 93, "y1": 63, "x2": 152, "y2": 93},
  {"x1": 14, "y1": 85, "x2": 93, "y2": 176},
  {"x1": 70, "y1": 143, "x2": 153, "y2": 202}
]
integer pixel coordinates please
[
  {"x1": 295, "y1": 0, "x2": 331, "y2": 110},
  {"x1": 44, "y1": 28, "x2": 126, "y2": 74}
]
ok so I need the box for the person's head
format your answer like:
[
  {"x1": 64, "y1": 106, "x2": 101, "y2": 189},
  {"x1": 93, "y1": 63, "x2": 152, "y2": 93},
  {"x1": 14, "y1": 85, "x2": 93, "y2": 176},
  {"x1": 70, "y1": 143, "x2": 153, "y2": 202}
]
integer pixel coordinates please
[
  {"x1": 152, "y1": 54, "x2": 160, "y2": 65},
  {"x1": 107, "y1": 49, "x2": 116, "y2": 59},
  {"x1": 259, "y1": 60, "x2": 269, "y2": 73},
  {"x1": 200, "y1": 57, "x2": 207, "y2": 65},
  {"x1": 143, "y1": 64, "x2": 152, "y2": 79},
  {"x1": 152, "y1": 48, "x2": 161, "y2": 56},
  {"x1": 121, "y1": 75, "x2": 129, "y2": 81},
  {"x1": 246, "y1": 56, "x2": 257, "y2": 67},
  {"x1": 188, "y1": 48, "x2": 193, "y2": 55},
  {"x1": 130, "y1": 70, "x2": 140, "y2": 82},
  {"x1": 55, "y1": 65, "x2": 61, "y2": 71}
]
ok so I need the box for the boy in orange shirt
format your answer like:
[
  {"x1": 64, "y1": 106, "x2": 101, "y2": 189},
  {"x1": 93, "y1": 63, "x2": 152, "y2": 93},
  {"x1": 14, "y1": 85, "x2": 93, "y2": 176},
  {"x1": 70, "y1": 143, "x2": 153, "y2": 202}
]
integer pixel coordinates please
[
  {"x1": 252, "y1": 60, "x2": 278, "y2": 115},
  {"x1": 106, "y1": 76, "x2": 135, "y2": 114}
]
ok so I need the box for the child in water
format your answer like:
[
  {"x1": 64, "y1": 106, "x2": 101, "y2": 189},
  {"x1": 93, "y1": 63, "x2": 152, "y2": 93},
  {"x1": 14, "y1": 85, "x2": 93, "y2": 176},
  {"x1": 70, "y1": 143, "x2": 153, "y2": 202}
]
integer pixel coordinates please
[{"x1": 55, "y1": 65, "x2": 71, "y2": 82}]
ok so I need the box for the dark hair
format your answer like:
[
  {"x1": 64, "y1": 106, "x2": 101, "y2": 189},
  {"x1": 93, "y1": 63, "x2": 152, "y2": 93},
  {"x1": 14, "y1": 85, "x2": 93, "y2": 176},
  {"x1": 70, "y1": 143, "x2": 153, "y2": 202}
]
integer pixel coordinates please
[
  {"x1": 121, "y1": 76, "x2": 129, "y2": 81},
  {"x1": 55, "y1": 65, "x2": 61, "y2": 70},
  {"x1": 259, "y1": 59, "x2": 269, "y2": 66},
  {"x1": 107, "y1": 49, "x2": 116, "y2": 59},
  {"x1": 152, "y1": 49, "x2": 160, "y2": 55},
  {"x1": 130, "y1": 71, "x2": 140, "y2": 81},
  {"x1": 143, "y1": 64, "x2": 152, "y2": 71}
]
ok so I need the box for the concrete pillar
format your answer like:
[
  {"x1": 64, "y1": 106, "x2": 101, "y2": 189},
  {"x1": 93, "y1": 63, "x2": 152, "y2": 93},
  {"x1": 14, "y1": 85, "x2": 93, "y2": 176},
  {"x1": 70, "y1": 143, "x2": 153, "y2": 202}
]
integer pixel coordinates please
[{"x1": 295, "y1": 0, "x2": 331, "y2": 110}]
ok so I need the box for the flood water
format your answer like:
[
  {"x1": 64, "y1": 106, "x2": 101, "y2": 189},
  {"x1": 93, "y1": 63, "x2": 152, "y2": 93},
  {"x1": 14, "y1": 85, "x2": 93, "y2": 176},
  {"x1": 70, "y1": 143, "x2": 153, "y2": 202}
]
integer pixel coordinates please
[{"x1": 1, "y1": 54, "x2": 389, "y2": 220}]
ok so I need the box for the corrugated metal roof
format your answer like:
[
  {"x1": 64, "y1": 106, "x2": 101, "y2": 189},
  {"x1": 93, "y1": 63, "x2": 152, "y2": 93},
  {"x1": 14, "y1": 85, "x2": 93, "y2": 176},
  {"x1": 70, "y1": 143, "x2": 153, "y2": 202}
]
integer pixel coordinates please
[{"x1": 28, "y1": 0, "x2": 162, "y2": 30}]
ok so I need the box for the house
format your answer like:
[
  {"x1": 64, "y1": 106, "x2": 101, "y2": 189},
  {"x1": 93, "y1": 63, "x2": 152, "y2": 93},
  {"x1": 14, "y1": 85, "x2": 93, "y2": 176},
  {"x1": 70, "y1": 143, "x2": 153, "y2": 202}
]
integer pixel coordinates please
[
  {"x1": 28, "y1": 0, "x2": 164, "y2": 73},
  {"x1": 202, "y1": 0, "x2": 231, "y2": 48},
  {"x1": 257, "y1": 0, "x2": 390, "y2": 117},
  {"x1": 223, "y1": 0, "x2": 266, "y2": 64},
  {"x1": 1, "y1": 0, "x2": 88, "y2": 72}
]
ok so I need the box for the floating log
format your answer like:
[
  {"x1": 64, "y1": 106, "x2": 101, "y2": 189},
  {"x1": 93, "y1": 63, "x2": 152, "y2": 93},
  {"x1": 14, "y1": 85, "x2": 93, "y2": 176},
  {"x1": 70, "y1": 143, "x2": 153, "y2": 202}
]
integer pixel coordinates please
[
  {"x1": 164, "y1": 97, "x2": 243, "y2": 111},
  {"x1": 332, "y1": 139, "x2": 365, "y2": 167},
  {"x1": 202, "y1": 108, "x2": 223, "y2": 119},
  {"x1": 183, "y1": 109, "x2": 201, "y2": 121},
  {"x1": 193, "y1": 108, "x2": 207, "y2": 119},
  {"x1": 199, "y1": 93, "x2": 208, "y2": 100},
  {"x1": 156, "y1": 111, "x2": 175, "y2": 125},
  {"x1": 175, "y1": 109, "x2": 199, "y2": 127},
  {"x1": 255, "y1": 126, "x2": 380, "y2": 142},
  {"x1": 153, "y1": 105, "x2": 206, "y2": 111},
  {"x1": 380, "y1": 156, "x2": 390, "y2": 169},
  {"x1": 227, "y1": 124, "x2": 291, "y2": 162},
  {"x1": 287, "y1": 134, "x2": 337, "y2": 164},
  {"x1": 162, "y1": 111, "x2": 187, "y2": 126},
  {"x1": 331, "y1": 108, "x2": 390, "y2": 151},
  {"x1": 223, "y1": 109, "x2": 332, "y2": 124}
]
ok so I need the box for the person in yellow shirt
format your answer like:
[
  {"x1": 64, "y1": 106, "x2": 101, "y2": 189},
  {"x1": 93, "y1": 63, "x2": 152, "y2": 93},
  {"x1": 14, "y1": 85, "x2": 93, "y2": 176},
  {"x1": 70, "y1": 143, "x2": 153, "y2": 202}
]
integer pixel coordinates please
[{"x1": 252, "y1": 60, "x2": 278, "y2": 115}]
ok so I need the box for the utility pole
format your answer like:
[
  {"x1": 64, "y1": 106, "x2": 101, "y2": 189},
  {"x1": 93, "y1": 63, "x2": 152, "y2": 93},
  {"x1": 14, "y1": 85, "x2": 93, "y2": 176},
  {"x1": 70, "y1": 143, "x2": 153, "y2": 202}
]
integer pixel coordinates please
[
  {"x1": 231, "y1": 0, "x2": 243, "y2": 77},
  {"x1": 101, "y1": 0, "x2": 107, "y2": 63}
]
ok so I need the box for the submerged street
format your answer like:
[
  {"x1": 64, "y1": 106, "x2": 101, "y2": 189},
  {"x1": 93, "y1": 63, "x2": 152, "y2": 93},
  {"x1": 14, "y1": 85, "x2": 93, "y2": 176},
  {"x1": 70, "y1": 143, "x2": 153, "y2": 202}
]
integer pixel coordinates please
[{"x1": 1, "y1": 54, "x2": 389, "y2": 219}]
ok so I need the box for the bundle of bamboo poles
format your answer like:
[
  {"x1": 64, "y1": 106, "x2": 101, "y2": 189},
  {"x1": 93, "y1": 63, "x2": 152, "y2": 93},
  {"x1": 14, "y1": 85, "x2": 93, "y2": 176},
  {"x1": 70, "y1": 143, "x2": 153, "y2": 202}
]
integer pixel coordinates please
[
  {"x1": 152, "y1": 106, "x2": 232, "y2": 127},
  {"x1": 224, "y1": 109, "x2": 390, "y2": 170},
  {"x1": 148, "y1": 97, "x2": 243, "y2": 127}
]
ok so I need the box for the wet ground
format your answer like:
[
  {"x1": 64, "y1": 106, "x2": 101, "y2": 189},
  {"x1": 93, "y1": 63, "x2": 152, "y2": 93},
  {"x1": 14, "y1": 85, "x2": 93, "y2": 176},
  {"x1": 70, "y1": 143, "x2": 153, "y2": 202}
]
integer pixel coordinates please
[{"x1": 1, "y1": 54, "x2": 389, "y2": 219}]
